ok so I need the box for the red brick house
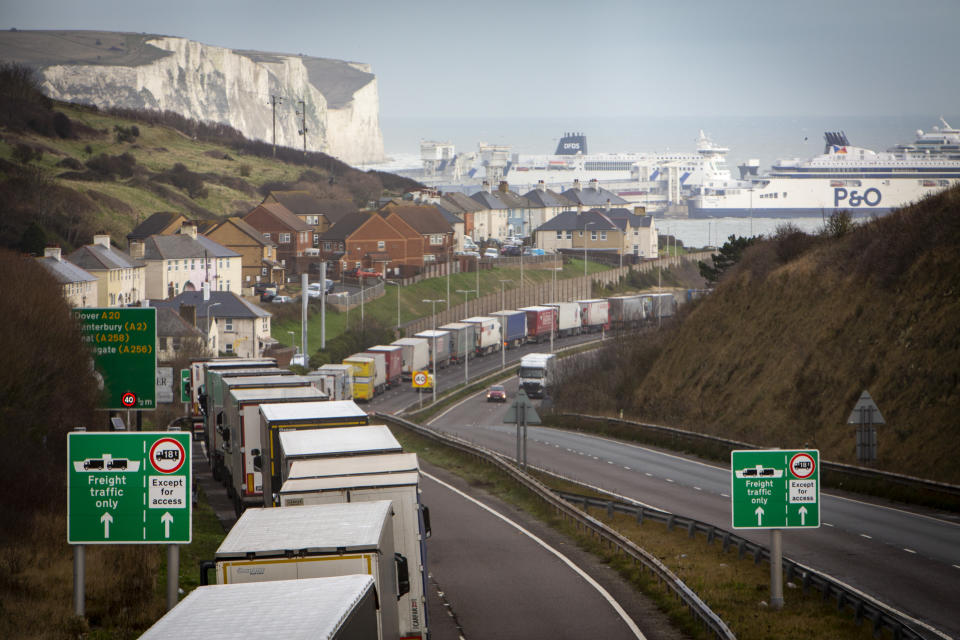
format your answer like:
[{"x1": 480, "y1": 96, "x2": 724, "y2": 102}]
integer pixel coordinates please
[
  {"x1": 323, "y1": 211, "x2": 424, "y2": 278},
  {"x1": 380, "y1": 204, "x2": 455, "y2": 265},
  {"x1": 242, "y1": 202, "x2": 313, "y2": 272}
]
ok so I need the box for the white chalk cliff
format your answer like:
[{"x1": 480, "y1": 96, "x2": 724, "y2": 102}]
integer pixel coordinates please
[{"x1": 3, "y1": 31, "x2": 384, "y2": 165}]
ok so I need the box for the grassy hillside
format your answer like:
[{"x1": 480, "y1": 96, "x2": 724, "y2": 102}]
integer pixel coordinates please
[
  {"x1": 555, "y1": 188, "x2": 960, "y2": 483},
  {"x1": 0, "y1": 63, "x2": 420, "y2": 252}
]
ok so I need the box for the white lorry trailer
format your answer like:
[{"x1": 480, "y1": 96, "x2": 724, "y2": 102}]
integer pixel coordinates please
[
  {"x1": 281, "y1": 471, "x2": 429, "y2": 640},
  {"x1": 209, "y1": 501, "x2": 403, "y2": 640},
  {"x1": 544, "y1": 302, "x2": 582, "y2": 337},
  {"x1": 276, "y1": 425, "x2": 403, "y2": 487},
  {"x1": 223, "y1": 385, "x2": 327, "y2": 516},
  {"x1": 391, "y1": 338, "x2": 429, "y2": 380},
  {"x1": 143, "y1": 575, "x2": 379, "y2": 640},
  {"x1": 462, "y1": 316, "x2": 502, "y2": 355},
  {"x1": 256, "y1": 401, "x2": 370, "y2": 506},
  {"x1": 189, "y1": 358, "x2": 276, "y2": 438},
  {"x1": 306, "y1": 364, "x2": 354, "y2": 401},
  {"x1": 287, "y1": 452, "x2": 420, "y2": 481}
]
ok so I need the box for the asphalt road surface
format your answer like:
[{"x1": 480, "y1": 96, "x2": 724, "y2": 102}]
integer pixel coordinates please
[{"x1": 418, "y1": 377, "x2": 960, "y2": 640}]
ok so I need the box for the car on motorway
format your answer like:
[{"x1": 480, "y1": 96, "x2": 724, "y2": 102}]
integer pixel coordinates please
[
  {"x1": 486, "y1": 385, "x2": 507, "y2": 402},
  {"x1": 271, "y1": 295, "x2": 294, "y2": 304}
]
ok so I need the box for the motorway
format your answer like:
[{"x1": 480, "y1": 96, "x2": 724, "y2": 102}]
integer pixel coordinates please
[{"x1": 370, "y1": 361, "x2": 960, "y2": 640}]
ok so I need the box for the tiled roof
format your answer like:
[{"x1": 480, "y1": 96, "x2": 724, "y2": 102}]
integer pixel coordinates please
[
  {"x1": 127, "y1": 212, "x2": 184, "y2": 240},
  {"x1": 441, "y1": 192, "x2": 487, "y2": 213},
  {"x1": 36, "y1": 256, "x2": 98, "y2": 284},
  {"x1": 245, "y1": 202, "x2": 313, "y2": 232},
  {"x1": 209, "y1": 217, "x2": 277, "y2": 247},
  {"x1": 142, "y1": 235, "x2": 240, "y2": 260},
  {"x1": 533, "y1": 210, "x2": 619, "y2": 233},
  {"x1": 522, "y1": 187, "x2": 574, "y2": 208},
  {"x1": 156, "y1": 307, "x2": 205, "y2": 338},
  {"x1": 322, "y1": 212, "x2": 372, "y2": 241},
  {"x1": 265, "y1": 190, "x2": 324, "y2": 215},
  {"x1": 151, "y1": 290, "x2": 271, "y2": 320},
  {"x1": 67, "y1": 243, "x2": 143, "y2": 271},
  {"x1": 561, "y1": 184, "x2": 630, "y2": 206},
  {"x1": 384, "y1": 205, "x2": 452, "y2": 234}
]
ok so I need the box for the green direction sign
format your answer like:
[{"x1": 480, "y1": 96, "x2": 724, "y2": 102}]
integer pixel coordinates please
[
  {"x1": 74, "y1": 308, "x2": 157, "y2": 410},
  {"x1": 180, "y1": 368, "x2": 191, "y2": 403},
  {"x1": 68, "y1": 432, "x2": 192, "y2": 544},
  {"x1": 731, "y1": 449, "x2": 819, "y2": 530}
]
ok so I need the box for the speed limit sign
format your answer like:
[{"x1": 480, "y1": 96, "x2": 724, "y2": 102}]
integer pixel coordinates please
[{"x1": 412, "y1": 371, "x2": 428, "y2": 388}]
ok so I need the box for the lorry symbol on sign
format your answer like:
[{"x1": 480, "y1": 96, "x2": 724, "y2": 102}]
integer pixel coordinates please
[
  {"x1": 149, "y1": 438, "x2": 186, "y2": 473},
  {"x1": 790, "y1": 453, "x2": 816, "y2": 479},
  {"x1": 735, "y1": 465, "x2": 784, "y2": 479},
  {"x1": 155, "y1": 449, "x2": 180, "y2": 462},
  {"x1": 75, "y1": 456, "x2": 140, "y2": 472}
]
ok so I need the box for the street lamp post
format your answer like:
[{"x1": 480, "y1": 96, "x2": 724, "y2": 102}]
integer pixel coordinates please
[
  {"x1": 456, "y1": 289, "x2": 475, "y2": 385},
  {"x1": 423, "y1": 298, "x2": 443, "y2": 405},
  {"x1": 498, "y1": 280, "x2": 512, "y2": 370},
  {"x1": 583, "y1": 221, "x2": 595, "y2": 280},
  {"x1": 549, "y1": 267, "x2": 562, "y2": 353}
]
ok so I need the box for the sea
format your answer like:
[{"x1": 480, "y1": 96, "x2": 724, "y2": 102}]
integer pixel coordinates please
[{"x1": 365, "y1": 113, "x2": 959, "y2": 248}]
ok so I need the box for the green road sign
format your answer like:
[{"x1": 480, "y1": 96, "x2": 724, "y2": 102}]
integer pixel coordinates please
[
  {"x1": 74, "y1": 308, "x2": 157, "y2": 410},
  {"x1": 180, "y1": 368, "x2": 191, "y2": 403},
  {"x1": 730, "y1": 449, "x2": 819, "y2": 529},
  {"x1": 68, "y1": 432, "x2": 192, "y2": 544}
]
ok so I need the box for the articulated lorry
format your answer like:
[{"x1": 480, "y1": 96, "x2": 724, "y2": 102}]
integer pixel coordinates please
[
  {"x1": 391, "y1": 338, "x2": 429, "y2": 379},
  {"x1": 414, "y1": 330, "x2": 451, "y2": 369},
  {"x1": 343, "y1": 353, "x2": 385, "y2": 401},
  {"x1": 208, "y1": 501, "x2": 403, "y2": 640},
  {"x1": 438, "y1": 322, "x2": 475, "y2": 364},
  {"x1": 518, "y1": 306, "x2": 556, "y2": 343},
  {"x1": 188, "y1": 358, "x2": 276, "y2": 438},
  {"x1": 222, "y1": 385, "x2": 326, "y2": 516},
  {"x1": 275, "y1": 425, "x2": 403, "y2": 488},
  {"x1": 257, "y1": 401, "x2": 369, "y2": 506},
  {"x1": 365, "y1": 345, "x2": 403, "y2": 388},
  {"x1": 490, "y1": 310, "x2": 527, "y2": 348},
  {"x1": 462, "y1": 316, "x2": 502, "y2": 355},
  {"x1": 281, "y1": 468, "x2": 430, "y2": 639},
  {"x1": 518, "y1": 353, "x2": 556, "y2": 399},
  {"x1": 577, "y1": 298, "x2": 611, "y2": 332},
  {"x1": 306, "y1": 364, "x2": 354, "y2": 401},
  {"x1": 544, "y1": 302, "x2": 582, "y2": 337},
  {"x1": 143, "y1": 575, "x2": 380, "y2": 640}
]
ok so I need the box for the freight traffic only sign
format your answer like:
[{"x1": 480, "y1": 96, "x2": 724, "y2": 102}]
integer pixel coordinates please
[
  {"x1": 730, "y1": 449, "x2": 820, "y2": 529},
  {"x1": 68, "y1": 432, "x2": 192, "y2": 544},
  {"x1": 73, "y1": 308, "x2": 157, "y2": 410}
]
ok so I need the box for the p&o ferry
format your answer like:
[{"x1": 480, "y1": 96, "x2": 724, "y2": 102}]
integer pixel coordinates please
[{"x1": 688, "y1": 119, "x2": 960, "y2": 218}]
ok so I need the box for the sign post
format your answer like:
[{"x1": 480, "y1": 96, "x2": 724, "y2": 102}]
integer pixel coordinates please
[
  {"x1": 731, "y1": 449, "x2": 819, "y2": 609},
  {"x1": 180, "y1": 368, "x2": 191, "y2": 404},
  {"x1": 504, "y1": 389, "x2": 541, "y2": 470},
  {"x1": 74, "y1": 308, "x2": 157, "y2": 411},
  {"x1": 68, "y1": 431, "x2": 192, "y2": 613}
]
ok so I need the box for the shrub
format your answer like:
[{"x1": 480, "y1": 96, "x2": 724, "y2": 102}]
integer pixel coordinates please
[
  {"x1": 239, "y1": 163, "x2": 251, "y2": 177},
  {"x1": 773, "y1": 223, "x2": 816, "y2": 263},
  {"x1": 11, "y1": 143, "x2": 40, "y2": 165},
  {"x1": 85, "y1": 152, "x2": 137, "y2": 179}
]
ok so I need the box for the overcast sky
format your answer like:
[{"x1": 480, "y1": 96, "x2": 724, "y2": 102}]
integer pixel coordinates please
[{"x1": 3, "y1": 0, "x2": 958, "y2": 119}]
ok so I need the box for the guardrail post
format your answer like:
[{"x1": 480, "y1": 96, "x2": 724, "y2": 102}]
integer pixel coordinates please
[
  {"x1": 687, "y1": 521, "x2": 696, "y2": 538},
  {"x1": 667, "y1": 514, "x2": 675, "y2": 531},
  {"x1": 606, "y1": 501, "x2": 614, "y2": 518},
  {"x1": 635, "y1": 506, "x2": 644, "y2": 524}
]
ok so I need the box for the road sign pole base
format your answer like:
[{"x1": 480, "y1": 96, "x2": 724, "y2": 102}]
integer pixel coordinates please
[
  {"x1": 770, "y1": 529, "x2": 783, "y2": 610},
  {"x1": 73, "y1": 544, "x2": 85, "y2": 617},
  {"x1": 167, "y1": 544, "x2": 179, "y2": 611}
]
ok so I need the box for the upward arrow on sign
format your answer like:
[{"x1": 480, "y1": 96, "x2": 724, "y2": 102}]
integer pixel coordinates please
[
  {"x1": 101, "y1": 512, "x2": 113, "y2": 538},
  {"x1": 161, "y1": 512, "x2": 174, "y2": 538}
]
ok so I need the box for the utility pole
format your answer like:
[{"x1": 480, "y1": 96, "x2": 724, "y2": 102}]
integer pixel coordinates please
[
  {"x1": 296, "y1": 99, "x2": 307, "y2": 157},
  {"x1": 270, "y1": 95, "x2": 283, "y2": 157},
  {"x1": 456, "y1": 289, "x2": 476, "y2": 385}
]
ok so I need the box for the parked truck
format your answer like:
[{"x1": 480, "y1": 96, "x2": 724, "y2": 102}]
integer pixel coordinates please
[
  {"x1": 208, "y1": 501, "x2": 403, "y2": 640},
  {"x1": 287, "y1": 452, "x2": 420, "y2": 481},
  {"x1": 205, "y1": 372, "x2": 307, "y2": 482},
  {"x1": 365, "y1": 345, "x2": 403, "y2": 388},
  {"x1": 518, "y1": 353, "x2": 556, "y2": 399},
  {"x1": 144, "y1": 576, "x2": 380, "y2": 640},
  {"x1": 544, "y1": 302, "x2": 582, "y2": 337},
  {"x1": 577, "y1": 298, "x2": 611, "y2": 332},
  {"x1": 257, "y1": 400, "x2": 369, "y2": 506},
  {"x1": 391, "y1": 338, "x2": 430, "y2": 379},
  {"x1": 607, "y1": 294, "x2": 646, "y2": 330},
  {"x1": 642, "y1": 292, "x2": 677, "y2": 319},
  {"x1": 462, "y1": 316, "x2": 502, "y2": 355},
  {"x1": 518, "y1": 306, "x2": 556, "y2": 343},
  {"x1": 305, "y1": 364, "x2": 353, "y2": 401},
  {"x1": 414, "y1": 330, "x2": 451, "y2": 368},
  {"x1": 276, "y1": 425, "x2": 403, "y2": 486},
  {"x1": 342, "y1": 354, "x2": 385, "y2": 401},
  {"x1": 222, "y1": 385, "x2": 327, "y2": 516},
  {"x1": 490, "y1": 310, "x2": 527, "y2": 348},
  {"x1": 281, "y1": 471, "x2": 430, "y2": 640},
  {"x1": 189, "y1": 358, "x2": 276, "y2": 438},
  {"x1": 438, "y1": 322, "x2": 475, "y2": 364}
]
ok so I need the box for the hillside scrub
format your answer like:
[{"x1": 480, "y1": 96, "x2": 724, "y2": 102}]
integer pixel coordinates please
[{"x1": 553, "y1": 187, "x2": 960, "y2": 483}]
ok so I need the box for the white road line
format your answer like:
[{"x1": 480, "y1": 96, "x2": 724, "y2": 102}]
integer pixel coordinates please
[
  {"x1": 644, "y1": 473, "x2": 653, "y2": 477},
  {"x1": 903, "y1": 548, "x2": 916, "y2": 554},
  {"x1": 860, "y1": 534, "x2": 873, "y2": 540},
  {"x1": 665, "y1": 478, "x2": 674, "y2": 483},
  {"x1": 423, "y1": 471, "x2": 647, "y2": 640},
  {"x1": 624, "y1": 467, "x2": 631, "y2": 471},
  {"x1": 694, "y1": 487, "x2": 702, "y2": 491}
]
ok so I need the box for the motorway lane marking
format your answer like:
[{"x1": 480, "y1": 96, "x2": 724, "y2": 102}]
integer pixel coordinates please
[
  {"x1": 423, "y1": 471, "x2": 647, "y2": 640},
  {"x1": 860, "y1": 534, "x2": 873, "y2": 540},
  {"x1": 903, "y1": 548, "x2": 916, "y2": 554}
]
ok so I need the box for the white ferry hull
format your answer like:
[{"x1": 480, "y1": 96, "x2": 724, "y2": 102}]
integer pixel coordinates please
[{"x1": 689, "y1": 177, "x2": 956, "y2": 219}]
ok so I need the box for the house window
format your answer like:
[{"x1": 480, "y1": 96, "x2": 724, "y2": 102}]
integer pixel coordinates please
[
  {"x1": 280, "y1": 233, "x2": 291, "y2": 244},
  {"x1": 225, "y1": 343, "x2": 233, "y2": 354},
  {"x1": 556, "y1": 231, "x2": 562, "y2": 240},
  {"x1": 263, "y1": 233, "x2": 271, "y2": 241},
  {"x1": 600, "y1": 232, "x2": 607, "y2": 240},
  {"x1": 377, "y1": 240, "x2": 385, "y2": 250},
  {"x1": 591, "y1": 231, "x2": 598, "y2": 241},
  {"x1": 261, "y1": 267, "x2": 268, "y2": 276},
  {"x1": 566, "y1": 231, "x2": 572, "y2": 239},
  {"x1": 429, "y1": 234, "x2": 443, "y2": 246},
  {"x1": 224, "y1": 318, "x2": 233, "y2": 332},
  {"x1": 313, "y1": 233, "x2": 320, "y2": 245}
]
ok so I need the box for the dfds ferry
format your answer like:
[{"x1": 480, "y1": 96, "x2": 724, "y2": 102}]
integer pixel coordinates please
[{"x1": 688, "y1": 120, "x2": 960, "y2": 218}]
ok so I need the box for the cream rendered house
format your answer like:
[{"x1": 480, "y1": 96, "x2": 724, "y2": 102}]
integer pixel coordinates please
[
  {"x1": 132, "y1": 224, "x2": 242, "y2": 300},
  {"x1": 37, "y1": 246, "x2": 98, "y2": 308},
  {"x1": 67, "y1": 234, "x2": 146, "y2": 307},
  {"x1": 154, "y1": 291, "x2": 274, "y2": 358}
]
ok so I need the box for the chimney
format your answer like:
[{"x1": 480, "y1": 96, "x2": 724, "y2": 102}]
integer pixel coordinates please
[
  {"x1": 202, "y1": 281, "x2": 210, "y2": 302},
  {"x1": 573, "y1": 179, "x2": 581, "y2": 192},
  {"x1": 179, "y1": 304, "x2": 197, "y2": 327},
  {"x1": 605, "y1": 199, "x2": 611, "y2": 212},
  {"x1": 181, "y1": 223, "x2": 197, "y2": 239},
  {"x1": 93, "y1": 234, "x2": 111, "y2": 249},
  {"x1": 44, "y1": 246, "x2": 62, "y2": 261},
  {"x1": 498, "y1": 181, "x2": 508, "y2": 193},
  {"x1": 482, "y1": 181, "x2": 491, "y2": 193},
  {"x1": 129, "y1": 240, "x2": 145, "y2": 259},
  {"x1": 589, "y1": 179, "x2": 599, "y2": 190},
  {"x1": 537, "y1": 180, "x2": 546, "y2": 193}
]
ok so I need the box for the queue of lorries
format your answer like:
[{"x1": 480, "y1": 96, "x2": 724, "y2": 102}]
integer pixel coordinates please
[
  {"x1": 339, "y1": 292, "x2": 679, "y2": 402},
  {"x1": 150, "y1": 356, "x2": 432, "y2": 639}
]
